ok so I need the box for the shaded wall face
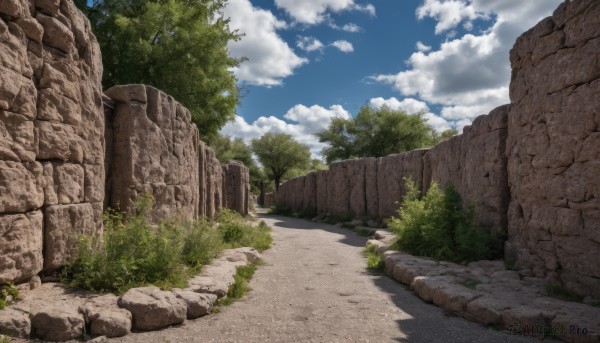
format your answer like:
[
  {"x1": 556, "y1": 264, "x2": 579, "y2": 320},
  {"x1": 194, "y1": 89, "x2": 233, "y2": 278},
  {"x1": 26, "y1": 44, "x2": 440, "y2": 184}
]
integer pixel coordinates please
[
  {"x1": 222, "y1": 161, "x2": 250, "y2": 215},
  {"x1": 506, "y1": 0, "x2": 600, "y2": 297},
  {"x1": 0, "y1": 0, "x2": 105, "y2": 279}
]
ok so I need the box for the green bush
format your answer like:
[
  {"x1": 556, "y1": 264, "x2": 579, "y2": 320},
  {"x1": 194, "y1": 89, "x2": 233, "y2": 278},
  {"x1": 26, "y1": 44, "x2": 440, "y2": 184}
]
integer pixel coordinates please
[
  {"x1": 297, "y1": 206, "x2": 317, "y2": 219},
  {"x1": 388, "y1": 179, "x2": 496, "y2": 263},
  {"x1": 62, "y1": 197, "x2": 272, "y2": 294},
  {"x1": 268, "y1": 205, "x2": 292, "y2": 216}
]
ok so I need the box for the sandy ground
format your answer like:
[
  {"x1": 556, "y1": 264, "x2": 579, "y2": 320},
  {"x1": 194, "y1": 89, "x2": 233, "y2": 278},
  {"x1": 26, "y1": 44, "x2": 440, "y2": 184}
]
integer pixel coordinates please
[{"x1": 109, "y1": 213, "x2": 543, "y2": 343}]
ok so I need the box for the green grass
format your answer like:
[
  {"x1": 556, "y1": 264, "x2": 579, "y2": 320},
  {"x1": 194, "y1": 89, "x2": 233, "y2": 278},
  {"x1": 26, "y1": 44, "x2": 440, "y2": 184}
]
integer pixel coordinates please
[
  {"x1": 388, "y1": 179, "x2": 500, "y2": 263},
  {"x1": 267, "y1": 205, "x2": 292, "y2": 216},
  {"x1": 364, "y1": 245, "x2": 384, "y2": 272},
  {"x1": 217, "y1": 263, "x2": 258, "y2": 306},
  {"x1": 61, "y1": 196, "x2": 272, "y2": 294},
  {"x1": 0, "y1": 335, "x2": 10, "y2": 343},
  {"x1": 461, "y1": 279, "x2": 481, "y2": 290},
  {"x1": 0, "y1": 283, "x2": 18, "y2": 310},
  {"x1": 341, "y1": 223, "x2": 356, "y2": 229},
  {"x1": 545, "y1": 283, "x2": 584, "y2": 303},
  {"x1": 297, "y1": 206, "x2": 317, "y2": 219}
]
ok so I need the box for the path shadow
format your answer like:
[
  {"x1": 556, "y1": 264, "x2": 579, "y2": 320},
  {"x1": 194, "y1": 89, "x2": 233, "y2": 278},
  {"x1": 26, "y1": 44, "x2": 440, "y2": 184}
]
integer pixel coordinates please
[
  {"x1": 362, "y1": 270, "x2": 558, "y2": 343},
  {"x1": 259, "y1": 213, "x2": 368, "y2": 248}
]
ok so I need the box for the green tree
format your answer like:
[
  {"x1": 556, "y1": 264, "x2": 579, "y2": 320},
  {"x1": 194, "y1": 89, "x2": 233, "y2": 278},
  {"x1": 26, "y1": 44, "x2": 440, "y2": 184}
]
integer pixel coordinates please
[
  {"x1": 432, "y1": 128, "x2": 459, "y2": 145},
  {"x1": 316, "y1": 106, "x2": 451, "y2": 163},
  {"x1": 251, "y1": 133, "x2": 311, "y2": 191},
  {"x1": 76, "y1": 0, "x2": 241, "y2": 138}
]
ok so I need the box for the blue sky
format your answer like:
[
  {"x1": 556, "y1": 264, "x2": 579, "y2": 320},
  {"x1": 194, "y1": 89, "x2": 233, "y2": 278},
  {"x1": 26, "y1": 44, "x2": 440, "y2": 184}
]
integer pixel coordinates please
[{"x1": 220, "y1": 0, "x2": 563, "y2": 158}]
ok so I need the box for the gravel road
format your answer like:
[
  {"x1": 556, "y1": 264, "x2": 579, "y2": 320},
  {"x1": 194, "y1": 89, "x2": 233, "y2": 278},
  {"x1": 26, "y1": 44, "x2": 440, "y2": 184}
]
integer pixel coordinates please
[{"x1": 113, "y1": 214, "x2": 544, "y2": 343}]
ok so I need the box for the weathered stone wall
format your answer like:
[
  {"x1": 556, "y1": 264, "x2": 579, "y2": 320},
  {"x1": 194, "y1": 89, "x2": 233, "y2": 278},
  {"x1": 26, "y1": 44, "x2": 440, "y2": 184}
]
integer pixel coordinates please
[
  {"x1": 104, "y1": 85, "x2": 201, "y2": 222},
  {"x1": 263, "y1": 192, "x2": 274, "y2": 208},
  {"x1": 0, "y1": 0, "x2": 104, "y2": 280},
  {"x1": 505, "y1": 0, "x2": 600, "y2": 297},
  {"x1": 222, "y1": 161, "x2": 249, "y2": 215}
]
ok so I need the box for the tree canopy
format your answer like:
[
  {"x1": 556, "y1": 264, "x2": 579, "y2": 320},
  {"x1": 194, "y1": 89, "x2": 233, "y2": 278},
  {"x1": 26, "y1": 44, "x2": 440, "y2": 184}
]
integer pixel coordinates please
[
  {"x1": 251, "y1": 133, "x2": 311, "y2": 191},
  {"x1": 75, "y1": 0, "x2": 241, "y2": 138},
  {"x1": 316, "y1": 106, "x2": 457, "y2": 163}
]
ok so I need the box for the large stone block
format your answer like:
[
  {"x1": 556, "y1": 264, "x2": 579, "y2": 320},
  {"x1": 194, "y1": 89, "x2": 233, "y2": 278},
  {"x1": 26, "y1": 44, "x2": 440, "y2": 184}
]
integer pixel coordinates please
[
  {"x1": 0, "y1": 211, "x2": 43, "y2": 283},
  {"x1": 303, "y1": 172, "x2": 317, "y2": 212},
  {"x1": 327, "y1": 161, "x2": 351, "y2": 216},
  {"x1": 222, "y1": 161, "x2": 250, "y2": 215},
  {"x1": 316, "y1": 170, "x2": 329, "y2": 214},
  {"x1": 347, "y1": 159, "x2": 366, "y2": 217},
  {"x1": 44, "y1": 203, "x2": 98, "y2": 271},
  {"x1": 0, "y1": 160, "x2": 44, "y2": 212}
]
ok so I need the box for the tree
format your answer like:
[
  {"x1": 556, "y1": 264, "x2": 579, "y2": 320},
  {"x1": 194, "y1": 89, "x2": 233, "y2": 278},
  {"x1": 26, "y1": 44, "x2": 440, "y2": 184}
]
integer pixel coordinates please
[
  {"x1": 432, "y1": 128, "x2": 459, "y2": 145},
  {"x1": 76, "y1": 0, "x2": 241, "y2": 138},
  {"x1": 251, "y1": 133, "x2": 311, "y2": 191},
  {"x1": 316, "y1": 106, "x2": 452, "y2": 163}
]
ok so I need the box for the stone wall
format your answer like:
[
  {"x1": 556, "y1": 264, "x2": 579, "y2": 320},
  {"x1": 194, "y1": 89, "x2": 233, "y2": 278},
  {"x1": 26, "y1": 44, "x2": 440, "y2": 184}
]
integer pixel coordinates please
[
  {"x1": 274, "y1": 107, "x2": 505, "y2": 230},
  {"x1": 222, "y1": 161, "x2": 249, "y2": 215},
  {"x1": 505, "y1": 0, "x2": 600, "y2": 298},
  {"x1": 0, "y1": 0, "x2": 104, "y2": 280}
]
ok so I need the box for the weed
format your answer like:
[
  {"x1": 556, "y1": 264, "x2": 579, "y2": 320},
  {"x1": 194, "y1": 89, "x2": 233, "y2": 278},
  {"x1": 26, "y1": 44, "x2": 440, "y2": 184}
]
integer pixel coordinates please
[
  {"x1": 504, "y1": 259, "x2": 516, "y2": 271},
  {"x1": 388, "y1": 179, "x2": 498, "y2": 263},
  {"x1": 217, "y1": 263, "x2": 258, "y2": 306},
  {"x1": 341, "y1": 223, "x2": 355, "y2": 229},
  {"x1": 0, "y1": 335, "x2": 9, "y2": 343},
  {"x1": 364, "y1": 244, "x2": 384, "y2": 272},
  {"x1": 461, "y1": 279, "x2": 481, "y2": 289},
  {"x1": 0, "y1": 283, "x2": 19, "y2": 310},
  {"x1": 545, "y1": 283, "x2": 584, "y2": 303},
  {"x1": 268, "y1": 206, "x2": 292, "y2": 216},
  {"x1": 355, "y1": 227, "x2": 374, "y2": 237},
  {"x1": 297, "y1": 206, "x2": 317, "y2": 219}
]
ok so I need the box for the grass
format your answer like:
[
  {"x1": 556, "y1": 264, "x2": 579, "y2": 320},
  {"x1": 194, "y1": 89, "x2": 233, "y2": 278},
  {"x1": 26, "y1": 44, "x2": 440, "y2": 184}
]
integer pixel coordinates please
[
  {"x1": 267, "y1": 205, "x2": 292, "y2": 216},
  {"x1": 297, "y1": 206, "x2": 317, "y2": 219},
  {"x1": 61, "y1": 195, "x2": 272, "y2": 294},
  {"x1": 364, "y1": 244, "x2": 384, "y2": 272},
  {"x1": 341, "y1": 223, "x2": 355, "y2": 229},
  {"x1": 461, "y1": 279, "x2": 481, "y2": 290},
  {"x1": 216, "y1": 263, "x2": 259, "y2": 307},
  {"x1": 388, "y1": 179, "x2": 500, "y2": 263},
  {"x1": 0, "y1": 283, "x2": 19, "y2": 310},
  {"x1": 354, "y1": 227, "x2": 375, "y2": 237},
  {"x1": 0, "y1": 335, "x2": 9, "y2": 343},
  {"x1": 545, "y1": 283, "x2": 585, "y2": 303}
]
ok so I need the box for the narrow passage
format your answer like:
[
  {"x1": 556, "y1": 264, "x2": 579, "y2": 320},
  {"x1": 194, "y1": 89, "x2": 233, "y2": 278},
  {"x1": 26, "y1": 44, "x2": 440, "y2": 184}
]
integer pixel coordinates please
[{"x1": 114, "y1": 214, "x2": 544, "y2": 343}]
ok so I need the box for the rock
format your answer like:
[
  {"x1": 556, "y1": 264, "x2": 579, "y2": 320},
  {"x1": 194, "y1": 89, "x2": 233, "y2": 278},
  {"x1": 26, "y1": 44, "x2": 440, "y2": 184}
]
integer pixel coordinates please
[
  {"x1": 466, "y1": 295, "x2": 510, "y2": 326},
  {"x1": 222, "y1": 161, "x2": 250, "y2": 215},
  {"x1": 222, "y1": 247, "x2": 262, "y2": 263},
  {"x1": 173, "y1": 289, "x2": 217, "y2": 319},
  {"x1": 0, "y1": 161, "x2": 44, "y2": 213},
  {"x1": 0, "y1": 308, "x2": 30, "y2": 338},
  {"x1": 80, "y1": 295, "x2": 132, "y2": 338},
  {"x1": 117, "y1": 286, "x2": 186, "y2": 331},
  {"x1": 0, "y1": 211, "x2": 43, "y2": 283},
  {"x1": 31, "y1": 306, "x2": 85, "y2": 342},
  {"x1": 44, "y1": 203, "x2": 98, "y2": 271},
  {"x1": 303, "y1": 172, "x2": 317, "y2": 213}
]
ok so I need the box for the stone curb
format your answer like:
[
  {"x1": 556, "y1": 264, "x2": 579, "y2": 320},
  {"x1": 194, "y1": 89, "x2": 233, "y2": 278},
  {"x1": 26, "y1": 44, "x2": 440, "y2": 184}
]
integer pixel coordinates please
[
  {"x1": 0, "y1": 247, "x2": 262, "y2": 341},
  {"x1": 366, "y1": 239, "x2": 600, "y2": 343}
]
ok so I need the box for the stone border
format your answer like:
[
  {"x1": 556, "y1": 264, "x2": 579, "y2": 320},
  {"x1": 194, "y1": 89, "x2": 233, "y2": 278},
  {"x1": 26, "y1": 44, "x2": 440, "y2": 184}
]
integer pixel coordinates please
[
  {"x1": 0, "y1": 247, "x2": 262, "y2": 341},
  {"x1": 366, "y1": 232, "x2": 600, "y2": 343}
]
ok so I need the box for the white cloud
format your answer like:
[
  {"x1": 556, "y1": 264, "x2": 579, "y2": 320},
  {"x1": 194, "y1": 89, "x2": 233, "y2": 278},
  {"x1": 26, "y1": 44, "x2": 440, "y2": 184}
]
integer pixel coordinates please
[
  {"x1": 372, "y1": 0, "x2": 562, "y2": 126},
  {"x1": 297, "y1": 36, "x2": 325, "y2": 52},
  {"x1": 275, "y1": 0, "x2": 375, "y2": 25},
  {"x1": 331, "y1": 40, "x2": 354, "y2": 53},
  {"x1": 329, "y1": 21, "x2": 363, "y2": 32},
  {"x1": 368, "y1": 97, "x2": 451, "y2": 132},
  {"x1": 224, "y1": 0, "x2": 308, "y2": 86},
  {"x1": 221, "y1": 104, "x2": 350, "y2": 159},
  {"x1": 416, "y1": 41, "x2": 432, "y2": 52}
]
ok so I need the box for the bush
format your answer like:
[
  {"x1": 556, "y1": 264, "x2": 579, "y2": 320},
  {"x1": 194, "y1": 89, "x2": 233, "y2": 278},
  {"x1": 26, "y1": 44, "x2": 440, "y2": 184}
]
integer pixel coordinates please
[
  {"x1": 62, "y1": 197, "x2": 272, "y2": 294},
  {"x1": 268, "y1": 205, "x2": 292, "y2": 216},
  {"x1": 297, "y1": 206, "x2": 317, "y2": 219},
  {"x1": 388, "y1": 179, "x2": 496, "y2": 263}
]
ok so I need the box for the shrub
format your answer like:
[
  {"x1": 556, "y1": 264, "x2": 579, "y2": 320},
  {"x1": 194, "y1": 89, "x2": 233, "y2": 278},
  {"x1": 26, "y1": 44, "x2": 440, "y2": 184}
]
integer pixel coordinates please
[
  {"x1": 388, "y1": 179, "x2": 496, "y2": 263},
  {"x1": 63, "y1": 198, "x2": 272, "y2": 294},
  {"x1": 297, "y1": 206, "x2": 317, "y2": 219},
  {"x1": 268, "y1": 205, "x2": 292, "y2": 216}
]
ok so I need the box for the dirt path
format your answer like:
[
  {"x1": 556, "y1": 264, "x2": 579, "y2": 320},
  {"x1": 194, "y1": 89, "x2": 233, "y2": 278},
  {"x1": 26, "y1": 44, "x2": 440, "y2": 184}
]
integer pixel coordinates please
[{"x1": 113, "y1": 214, "x2": 542, "y2": 343}]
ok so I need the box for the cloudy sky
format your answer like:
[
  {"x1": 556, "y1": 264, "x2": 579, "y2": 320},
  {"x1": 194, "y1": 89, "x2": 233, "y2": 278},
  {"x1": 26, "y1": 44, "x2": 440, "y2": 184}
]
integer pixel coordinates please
[{"x1": 220, "y1": 0, "x2": 562, "y2": 159}]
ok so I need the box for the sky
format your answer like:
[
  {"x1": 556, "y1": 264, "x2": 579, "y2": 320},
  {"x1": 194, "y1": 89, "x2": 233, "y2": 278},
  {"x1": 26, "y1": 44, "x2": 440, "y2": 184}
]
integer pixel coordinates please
[{"x1": 220, "y1": 0, "x2": 563, "y2": 159}]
